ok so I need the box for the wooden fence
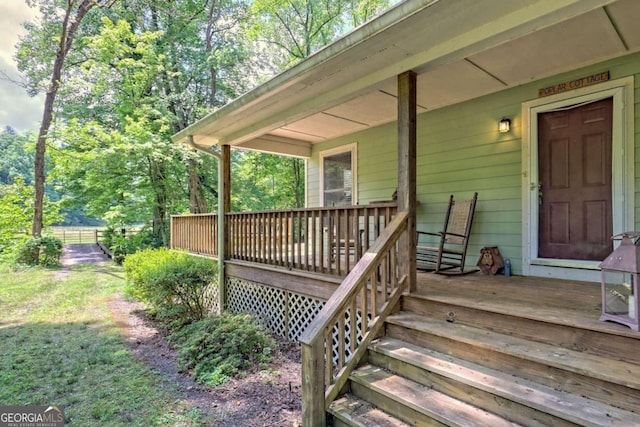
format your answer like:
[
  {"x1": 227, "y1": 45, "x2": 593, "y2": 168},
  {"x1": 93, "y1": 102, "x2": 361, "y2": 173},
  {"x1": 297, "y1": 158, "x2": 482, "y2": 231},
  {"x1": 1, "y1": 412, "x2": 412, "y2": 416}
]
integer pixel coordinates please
[{"x1": 50, "y1": 227, "x2": 101, "y2": 244}]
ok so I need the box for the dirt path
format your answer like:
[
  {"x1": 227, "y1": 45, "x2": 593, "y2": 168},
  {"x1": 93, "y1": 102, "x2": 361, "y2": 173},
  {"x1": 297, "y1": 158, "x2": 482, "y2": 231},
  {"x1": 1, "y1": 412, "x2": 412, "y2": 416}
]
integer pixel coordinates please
[
  {"x1": 64, "y1": 243, "x2": 302, "y2": 426},
  {"x1": 60, "y1": 243, "x2": 109, "y2": 266}
]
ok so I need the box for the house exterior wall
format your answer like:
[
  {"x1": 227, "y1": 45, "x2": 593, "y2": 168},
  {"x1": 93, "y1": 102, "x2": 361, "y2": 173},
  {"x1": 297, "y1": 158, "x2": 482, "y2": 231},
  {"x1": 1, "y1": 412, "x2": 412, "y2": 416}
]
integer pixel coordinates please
[{"x1": 306, "y1": 52, "x2": 640, "y2": 276}]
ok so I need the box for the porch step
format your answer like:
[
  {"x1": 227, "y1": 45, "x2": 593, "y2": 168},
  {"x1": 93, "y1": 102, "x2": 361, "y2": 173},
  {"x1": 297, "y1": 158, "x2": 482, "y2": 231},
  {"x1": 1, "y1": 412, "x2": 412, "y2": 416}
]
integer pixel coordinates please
[
  {"x1": 386, "y1": 311, "x2": 640, "y2": 414},
  {"x1": 341, "y1": 364, "x2": 523, "y2": 427},
  {"x1": 369, "y1": 337, "x2": 640, "y2": 427},
  {"x1": 329, "y1": 395, "x2": 411, "y2": 427},
  {"x1": 406, "y1": 277, "x2": 640, "y2": 365}
]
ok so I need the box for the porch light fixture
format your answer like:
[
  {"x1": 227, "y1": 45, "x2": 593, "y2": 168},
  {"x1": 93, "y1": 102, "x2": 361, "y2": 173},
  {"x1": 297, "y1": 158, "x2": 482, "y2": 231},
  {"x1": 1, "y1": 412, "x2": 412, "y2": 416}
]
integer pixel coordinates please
[
  {"x1": 600, "y1": 232, "x2": 640, "y2": 331},
  {"x1": 498, "y1": 118, "x2": 511, "y2": 133}
]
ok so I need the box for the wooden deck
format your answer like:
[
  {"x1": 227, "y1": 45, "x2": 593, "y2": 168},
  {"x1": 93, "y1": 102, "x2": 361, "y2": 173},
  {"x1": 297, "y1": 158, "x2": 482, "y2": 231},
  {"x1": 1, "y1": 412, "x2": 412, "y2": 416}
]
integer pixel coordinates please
[{"x1": 414, "y1": 270, "x2": 639, "y2": 339}]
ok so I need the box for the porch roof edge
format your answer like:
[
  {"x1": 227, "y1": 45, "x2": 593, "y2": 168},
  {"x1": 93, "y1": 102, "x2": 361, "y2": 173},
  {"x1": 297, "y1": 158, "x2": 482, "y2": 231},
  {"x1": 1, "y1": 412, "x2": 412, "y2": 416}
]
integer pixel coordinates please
[
  {"x1": 171, "y1": 0, "x2": 439, "y2": 147},
  {"x1": 172, "y1": 0, "x2": 618, "y2": 154}
]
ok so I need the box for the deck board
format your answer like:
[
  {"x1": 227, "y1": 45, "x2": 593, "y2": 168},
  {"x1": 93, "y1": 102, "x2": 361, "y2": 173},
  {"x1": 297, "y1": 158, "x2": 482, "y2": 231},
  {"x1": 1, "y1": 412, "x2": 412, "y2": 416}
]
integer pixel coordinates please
[{"x1": 414, "y1": 272, "x2": 638, "y2": 338}]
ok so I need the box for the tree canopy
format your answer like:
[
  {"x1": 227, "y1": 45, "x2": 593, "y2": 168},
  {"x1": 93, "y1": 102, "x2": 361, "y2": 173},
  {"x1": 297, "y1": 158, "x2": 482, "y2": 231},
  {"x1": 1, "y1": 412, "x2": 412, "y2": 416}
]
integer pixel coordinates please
[{"x1": 4, "y1": 0, "x2": 392, "y2": 245}]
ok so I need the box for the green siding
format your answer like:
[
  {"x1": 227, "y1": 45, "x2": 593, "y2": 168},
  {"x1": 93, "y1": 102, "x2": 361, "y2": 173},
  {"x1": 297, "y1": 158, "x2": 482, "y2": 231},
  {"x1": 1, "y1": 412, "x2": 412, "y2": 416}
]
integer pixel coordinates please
[{"x1": 308, "y1": 52, "x2": 640, "y2": 275}]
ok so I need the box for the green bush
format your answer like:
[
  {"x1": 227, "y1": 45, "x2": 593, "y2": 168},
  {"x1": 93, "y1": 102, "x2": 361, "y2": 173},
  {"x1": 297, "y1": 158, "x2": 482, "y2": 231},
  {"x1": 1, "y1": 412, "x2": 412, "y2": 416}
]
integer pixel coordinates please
[
  {"x1": 15, "y1": 236, "x2": 63, "y2": 267},
  {"x1": 107, "y1": 227, "x2": 163, "y2": 264},
  {"x1": 101, "y1": 227, "x2": 115, "y2": 249},
  {"x1": 169, "y1": 313, "x2": 275, "y2": 386},
  {"x1": 123, "y1": 248, "x2": 217, "y2": 323}
]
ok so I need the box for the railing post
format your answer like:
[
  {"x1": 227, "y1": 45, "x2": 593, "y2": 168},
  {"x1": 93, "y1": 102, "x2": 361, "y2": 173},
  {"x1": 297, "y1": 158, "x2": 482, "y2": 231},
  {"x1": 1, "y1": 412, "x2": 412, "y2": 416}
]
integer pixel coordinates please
[
  {"x1": 397, "y1": 70, "x2": 417, "y2": 292},
  {"x1": 302, "y1": 339, "x2": 326, "y2": 427}
]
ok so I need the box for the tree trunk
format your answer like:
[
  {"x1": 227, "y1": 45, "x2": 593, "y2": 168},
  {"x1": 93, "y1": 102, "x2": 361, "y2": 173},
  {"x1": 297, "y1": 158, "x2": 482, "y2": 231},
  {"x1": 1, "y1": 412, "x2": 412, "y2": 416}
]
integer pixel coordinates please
[
  {"x1": 188, "y1": 157, "x2": 209, "y2": 213},
  {"x1": 293, "y1": 158, "x2": 304, "y2": 208},
  {"x1": 149, "y1": 159, "x2": 169, "y2": 245},
  {"x1": 32, "y1": 0, "x2": 95, "y2": 237}
]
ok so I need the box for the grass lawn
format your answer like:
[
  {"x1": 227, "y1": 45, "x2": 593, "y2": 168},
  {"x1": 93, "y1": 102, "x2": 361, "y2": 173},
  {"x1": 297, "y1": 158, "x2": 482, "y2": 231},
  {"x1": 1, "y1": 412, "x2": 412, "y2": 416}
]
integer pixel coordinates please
[{"x1": 0, "y1": 263, "x2": 212, "y2": 426}]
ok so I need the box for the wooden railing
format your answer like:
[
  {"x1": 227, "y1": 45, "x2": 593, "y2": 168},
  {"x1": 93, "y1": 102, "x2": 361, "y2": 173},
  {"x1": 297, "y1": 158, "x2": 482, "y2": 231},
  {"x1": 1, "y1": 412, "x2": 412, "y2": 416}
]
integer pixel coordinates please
[
  {"x1": 298, "y1": 212, "x2": 409, "y2": 426},
  {"x1": 171, "y1": 203, "x2": 397, "y2": 277},
  {"x1": 171, "y1": 213, "x2": 219, "y2": 257}
]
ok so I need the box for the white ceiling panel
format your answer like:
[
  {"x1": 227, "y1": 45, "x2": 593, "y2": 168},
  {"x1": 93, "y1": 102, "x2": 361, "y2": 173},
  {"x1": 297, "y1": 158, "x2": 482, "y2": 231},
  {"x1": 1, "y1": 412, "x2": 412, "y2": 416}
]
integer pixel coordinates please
[
  {"x1": 468, "y1": 9, "x2": 627, "y2": 85},
  {"x1": 269, "y1": 128, "x2": 325, "y2": 143},
  {"x1": 324, "y1": 90, "x2": 398, "y2": 127},
  {"x1": 606, "y1": 0, "x2": 640, "y2": 51},
  {"x1": 416, "y1": 60, "x2": 508, "y2": 110},
  {"x1": 280, "y1": 112, "x2": 369, "y2": 141}
]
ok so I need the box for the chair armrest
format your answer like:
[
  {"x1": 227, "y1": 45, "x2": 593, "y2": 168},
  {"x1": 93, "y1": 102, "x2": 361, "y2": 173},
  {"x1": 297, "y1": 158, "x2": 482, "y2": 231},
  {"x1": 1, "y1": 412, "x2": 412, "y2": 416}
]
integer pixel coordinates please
[
  {"x1": 417, "y1": 231, "x2": 441, "y2": 237},
  {"x1": 441, "y1": 231, "x2": 466, "y2": 239}
]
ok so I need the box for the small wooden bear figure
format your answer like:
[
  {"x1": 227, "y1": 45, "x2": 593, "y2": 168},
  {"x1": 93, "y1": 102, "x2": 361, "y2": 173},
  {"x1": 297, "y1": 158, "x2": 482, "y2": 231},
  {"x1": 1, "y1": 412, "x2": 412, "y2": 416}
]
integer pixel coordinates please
[{"x1": 477, "y1": 246, "x2": 504, "y2": 275}]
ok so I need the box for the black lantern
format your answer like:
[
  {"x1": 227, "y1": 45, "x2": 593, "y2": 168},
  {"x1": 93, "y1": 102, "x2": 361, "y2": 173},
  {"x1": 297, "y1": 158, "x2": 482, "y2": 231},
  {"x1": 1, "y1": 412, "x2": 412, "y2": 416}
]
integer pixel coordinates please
[{"x1": 600, "y1": 232, "x2": 640, "y2": 331}]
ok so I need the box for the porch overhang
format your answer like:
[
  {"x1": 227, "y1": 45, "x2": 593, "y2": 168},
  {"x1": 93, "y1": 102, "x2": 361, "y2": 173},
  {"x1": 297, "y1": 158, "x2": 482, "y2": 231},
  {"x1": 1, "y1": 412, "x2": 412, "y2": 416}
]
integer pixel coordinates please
[{"x1": 172, "y1": 0, "x2": 640, "y2": 157}]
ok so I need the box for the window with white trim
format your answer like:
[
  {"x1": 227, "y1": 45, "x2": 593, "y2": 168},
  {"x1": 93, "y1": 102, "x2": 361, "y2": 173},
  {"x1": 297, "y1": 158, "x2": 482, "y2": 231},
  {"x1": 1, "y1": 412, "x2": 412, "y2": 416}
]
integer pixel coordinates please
[{"x1": 320, "y1": 144, "x2": 357, "y2": 207}]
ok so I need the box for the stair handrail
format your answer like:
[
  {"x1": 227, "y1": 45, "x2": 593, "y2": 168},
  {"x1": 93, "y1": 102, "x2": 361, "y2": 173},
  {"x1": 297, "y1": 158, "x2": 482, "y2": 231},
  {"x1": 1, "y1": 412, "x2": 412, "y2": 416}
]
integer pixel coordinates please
[{"x1": 299, "y1": 211, "x2": 409, "y2": 426}]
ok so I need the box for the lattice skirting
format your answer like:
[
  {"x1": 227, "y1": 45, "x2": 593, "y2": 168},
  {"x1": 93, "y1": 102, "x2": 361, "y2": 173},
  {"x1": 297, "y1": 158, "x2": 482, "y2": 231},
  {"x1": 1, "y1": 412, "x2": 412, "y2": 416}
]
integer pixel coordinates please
[
  {"x1": 226, "y1": 277, "x2": 323, "y2": 341},
  {"x1": 226, "y1": 276, "x2": 368, "y2": 364},
  {"x1": 203, "y1": 283, "x2": 220, "y2": 314}
]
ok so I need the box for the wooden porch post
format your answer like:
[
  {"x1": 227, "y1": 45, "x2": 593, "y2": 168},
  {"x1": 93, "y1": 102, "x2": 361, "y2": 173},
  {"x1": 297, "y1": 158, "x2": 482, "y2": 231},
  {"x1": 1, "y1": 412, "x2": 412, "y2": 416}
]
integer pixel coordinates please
[
  {"x1": 397, "y1": 71, "x2": 417, "y2": 292},
  {"x1": 220, "y1": 144, "x2": 231, "y2": 311}
]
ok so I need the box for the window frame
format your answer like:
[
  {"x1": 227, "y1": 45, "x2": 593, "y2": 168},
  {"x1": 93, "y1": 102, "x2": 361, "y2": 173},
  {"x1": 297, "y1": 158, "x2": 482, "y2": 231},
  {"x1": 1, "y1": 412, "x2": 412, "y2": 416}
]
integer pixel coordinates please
[{"x1": 319, "y1": 143, "x2": 358, "y2": 207}]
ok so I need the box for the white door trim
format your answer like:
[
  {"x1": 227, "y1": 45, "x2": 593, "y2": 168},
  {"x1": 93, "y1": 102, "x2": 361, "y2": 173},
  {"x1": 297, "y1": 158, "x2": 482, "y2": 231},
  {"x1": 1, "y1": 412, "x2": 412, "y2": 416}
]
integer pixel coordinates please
[{"x1": 521, "y1": 76, "x2": 635, "y2": 281}]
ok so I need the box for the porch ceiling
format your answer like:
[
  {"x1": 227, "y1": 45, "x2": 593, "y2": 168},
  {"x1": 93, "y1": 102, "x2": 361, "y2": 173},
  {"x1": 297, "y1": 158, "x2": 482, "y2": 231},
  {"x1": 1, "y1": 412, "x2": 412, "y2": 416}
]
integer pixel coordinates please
[{"x1": 173, "y1": 0, "x2": 640, "y2": 158}]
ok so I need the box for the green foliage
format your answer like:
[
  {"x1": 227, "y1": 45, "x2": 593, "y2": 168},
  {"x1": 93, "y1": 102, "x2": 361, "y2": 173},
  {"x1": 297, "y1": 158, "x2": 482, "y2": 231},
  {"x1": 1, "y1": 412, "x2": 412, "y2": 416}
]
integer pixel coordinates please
[
  {"x1": 0, "y1": 127, "x2": 35, "y2": 186},
  {"x1": 14, "y1": 0, "x2": 395, "y2": 242},
  {"x1": 15, "y1": 236, "x2": 63, "y2": 267},
  {"x1": 123, "y1": 248, "x2": 217, "y2": 322},
  {"x1": 169, "y1": 313, "x2": 275, "y2": 386},
  {"x1": 247, "y1": 0, "x2": 391, "y2": 67},
  {"x1": 0, "y1": 178, "x2": 62, "y2": 261},
  {"x1": 103, "y1": 227, "x2": 162, "y2": 264},
  {"x1": 231, "y1": 151, "x2": 305, "y2": 211}
]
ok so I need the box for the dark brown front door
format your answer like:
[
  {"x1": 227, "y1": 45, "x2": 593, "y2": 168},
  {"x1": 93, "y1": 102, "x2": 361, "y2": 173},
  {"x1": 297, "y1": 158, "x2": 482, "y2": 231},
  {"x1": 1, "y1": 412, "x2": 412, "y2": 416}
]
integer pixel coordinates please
[{"x1": 538, "y1": 97, "x2": 613, "y2": 261}]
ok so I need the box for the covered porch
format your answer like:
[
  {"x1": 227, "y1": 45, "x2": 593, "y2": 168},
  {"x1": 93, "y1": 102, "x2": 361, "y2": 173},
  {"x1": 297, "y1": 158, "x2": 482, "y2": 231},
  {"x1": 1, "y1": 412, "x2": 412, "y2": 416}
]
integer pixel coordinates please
[{"x1": 169, "y1": 0, "x2": 640, "y2": 424}]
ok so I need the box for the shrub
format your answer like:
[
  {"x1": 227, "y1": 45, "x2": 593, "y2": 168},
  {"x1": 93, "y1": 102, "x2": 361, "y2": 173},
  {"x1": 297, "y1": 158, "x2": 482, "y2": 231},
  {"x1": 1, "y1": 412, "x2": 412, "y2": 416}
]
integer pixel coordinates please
[
  {"x1": 15, "y1": 236, "x2": 63, "y2": 267},
  {"x1": 101, "y1": 227, "x2": 115, "y2": 249},
  {"x1": 107, "y1": 227, "x2": 163, "y2": 264},
  {"x1": 169, "y1": 313, "x2": 275, "y2": 386},
  {"x1": 123, "y1": 248, "x2": 217, "y2": 323}
]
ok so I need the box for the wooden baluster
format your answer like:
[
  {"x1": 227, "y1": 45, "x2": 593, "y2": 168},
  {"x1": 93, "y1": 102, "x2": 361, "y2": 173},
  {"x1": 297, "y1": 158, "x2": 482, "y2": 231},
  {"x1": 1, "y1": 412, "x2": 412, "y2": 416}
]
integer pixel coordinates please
[
  {"x1": 324, "y1": 332, "x2": 332, "y2": 387},
  {"x1": 337, "y1": 315, "x2": 345, "y2": 371},
  {"x1": 319, "y1": 210, "x2": 325, "y2": 273},
  {"x1": 350, "y1": 299, "x2": 357, "y2": 359},
  {"x1": 370, "y1": 269, "x2": 378, "y2": 318},
  {"x1": 360, "y1": 284, "x2": 368, "y2": 334}
]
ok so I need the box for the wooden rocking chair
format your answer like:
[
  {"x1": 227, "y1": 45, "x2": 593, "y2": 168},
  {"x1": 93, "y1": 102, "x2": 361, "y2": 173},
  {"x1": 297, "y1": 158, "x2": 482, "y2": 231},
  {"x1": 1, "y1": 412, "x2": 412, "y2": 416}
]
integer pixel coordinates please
[{"x1": 417, "y1": 192, "x2": 478, "y2": 274}]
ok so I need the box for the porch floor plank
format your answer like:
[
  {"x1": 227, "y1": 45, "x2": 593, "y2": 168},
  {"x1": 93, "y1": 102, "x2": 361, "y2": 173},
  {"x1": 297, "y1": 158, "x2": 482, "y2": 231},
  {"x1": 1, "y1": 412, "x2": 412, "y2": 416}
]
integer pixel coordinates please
[{"x1": 415, "y1": 272, "x2": 638, "y2": 338}]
